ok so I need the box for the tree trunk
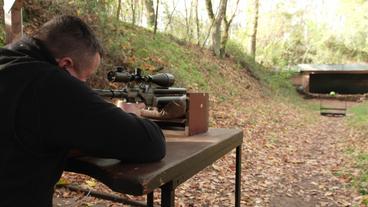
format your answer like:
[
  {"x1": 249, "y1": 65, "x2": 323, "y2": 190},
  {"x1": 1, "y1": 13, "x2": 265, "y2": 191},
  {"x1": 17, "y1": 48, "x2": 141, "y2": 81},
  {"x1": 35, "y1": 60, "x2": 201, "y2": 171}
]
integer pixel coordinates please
[
  {"x1": 144, "y1": 0, "x2": 155, "y2": 28},
  {"x1": 130, "y1": 0, "x2": 137, "y2": 25},
  {"x1": 205, "y1": 0, "x2": 215, "y2": 21},
  {"x1": 184, "y1": 0, "x2": 193, "y2": 42},
  {"x1": 211, "y1": 0, "x2": 228, "y2": 56},
  {"x1": 139, "y1": 0, "x2": 144, "y2": 25},
  {"x1": 164, "y1": 0, "x2": 177, "y2": 32},
  {"x1": 116, "y1": 0, "x2": 122, "y2": 20},
  {"x1": 249, "y1": 0, "x2": 259, "y2": 59},
  {"x1": 153, "y1": 0, "x2": 159, "y2": 35},
  {"x1": 202, "y1": 0, "x2": 215, "y2": 48},
  {"x1": 194, "y1": 0, "x2": 200, "y2": 45},
  {"x1": 220, "y1": 0, "x2": 240, "y2": 57},
  {"x1": 220, "y1": 21, "x2": 230, "y2": 57}
]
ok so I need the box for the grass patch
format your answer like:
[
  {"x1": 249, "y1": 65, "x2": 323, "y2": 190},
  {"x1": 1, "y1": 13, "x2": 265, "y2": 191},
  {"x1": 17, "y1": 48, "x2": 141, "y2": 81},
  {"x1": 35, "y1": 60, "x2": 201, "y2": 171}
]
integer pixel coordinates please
[
  {"x1": 226, "y1": 40, "x2": 318, "y2": 112},
  {"x1": 348, "y1": 102, "x2": 368, "y2": 130},
  {"x1": 114, "y1": 24, "x2": 208, "y2": 89},
  {"x1": 332, "y1": 148, "x2": 368, "y2": 203},
  {"x1": 85, "y1": 18, "x2": 210, "y2": 90},
  {"x1": 350, "y1": 150, "x2": 368, "y2": 195},
  {"x1": 343, "y1": 102, "x2": 368, "y2": 200},
  {"x1": 356, "y1": 153, "x2": 368, "y2": 195}
]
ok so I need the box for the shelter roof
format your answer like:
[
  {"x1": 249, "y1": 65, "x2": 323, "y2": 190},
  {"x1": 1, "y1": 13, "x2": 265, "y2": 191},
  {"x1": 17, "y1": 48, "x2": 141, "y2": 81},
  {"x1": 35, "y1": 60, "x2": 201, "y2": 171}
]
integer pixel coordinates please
[{"x1": 298, "y1": 64, "x2": 368, "y2": 72}]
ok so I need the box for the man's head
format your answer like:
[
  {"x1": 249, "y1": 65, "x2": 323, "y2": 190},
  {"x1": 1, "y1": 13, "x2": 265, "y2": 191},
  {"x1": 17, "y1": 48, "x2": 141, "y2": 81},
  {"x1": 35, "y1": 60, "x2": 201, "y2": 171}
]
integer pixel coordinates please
[{"x1": 34, "y1": 15, "x2": 104, "y2": 81}]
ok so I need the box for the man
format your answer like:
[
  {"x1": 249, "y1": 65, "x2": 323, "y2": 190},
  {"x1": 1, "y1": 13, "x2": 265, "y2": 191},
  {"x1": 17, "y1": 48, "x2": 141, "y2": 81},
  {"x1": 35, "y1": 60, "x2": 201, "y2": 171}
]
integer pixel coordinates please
[{"x1": 0, "y1": 15, "x2": 166, "y2": 207}]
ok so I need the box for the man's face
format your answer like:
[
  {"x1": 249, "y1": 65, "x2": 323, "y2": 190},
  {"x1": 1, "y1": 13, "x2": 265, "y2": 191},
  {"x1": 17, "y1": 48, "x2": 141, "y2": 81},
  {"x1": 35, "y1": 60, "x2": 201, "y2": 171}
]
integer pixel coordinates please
[{"x1": 57, "y1": 52, "x2": 101, "y2": 82}]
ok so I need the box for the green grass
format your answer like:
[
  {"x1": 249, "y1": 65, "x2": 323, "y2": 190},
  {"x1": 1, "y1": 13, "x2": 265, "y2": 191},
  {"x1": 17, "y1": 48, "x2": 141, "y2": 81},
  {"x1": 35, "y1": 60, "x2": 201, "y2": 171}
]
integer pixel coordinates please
[
  {"x1": 20, "y1": 3, "x2": 254, "y2": 100},
  {"x1": 344, "y1": 102, "x2": 368, "y2": 201},
  {"x1": 348, "y1": 102, "x2": 368, "y2": 129},
  {"x1": 100, "y1": 21, "x2": 209, "y2": 90},
  {"x1": 225, "y1": 40, "x2": 319, "y2": 112},
  {"x1": 342, "y1": 147, "x2": 368, "y2": 198},
  {"x1": 349, "y1": 150, "x2": 368, "y2": 195},
  {"x1": 356, "y1": 153, "x2": 368, "y2": 195}
]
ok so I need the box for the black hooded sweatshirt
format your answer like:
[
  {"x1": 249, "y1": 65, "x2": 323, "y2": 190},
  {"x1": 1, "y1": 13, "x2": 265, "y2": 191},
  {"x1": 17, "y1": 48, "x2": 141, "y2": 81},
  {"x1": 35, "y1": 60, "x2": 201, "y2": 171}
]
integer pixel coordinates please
[{"x1": 0, "y1": 37, "x2": 166, "y2": 207}]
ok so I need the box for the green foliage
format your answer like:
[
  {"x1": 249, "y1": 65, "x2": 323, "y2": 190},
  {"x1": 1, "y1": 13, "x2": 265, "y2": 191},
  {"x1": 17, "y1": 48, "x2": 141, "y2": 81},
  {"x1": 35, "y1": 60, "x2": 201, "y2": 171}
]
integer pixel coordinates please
[
  {"x1": 313, "y1": 36, "x2": 368, "y2": 64},
  {"x1": 125, "y1": 30, "x2": 208, "y2": 88},
  {"x1": 226, "y1": 40, "x2": 296, "y2": 96},
  {"x1": 236, "y1": 0, "x2": 368, "y2": 68},
  {"x1": 225, "y1": 40, "x2": 318, "y2": 110},
  {"x1": 356, "y1": 153, "x2": 368, "y2": 195},
  {"x1": 28, "y1": 0, "x2": 368, "y2": 69},
  {"x1": 0, "y1": 24, "x2": 5, "y2": 47},
  {"x1": 265, "y1": 70, "x2": 296, "y2": 94},
  {"x1": 345, "y1": 148, "x2": 368, "y2": 195},
  {"x1": 346, "y1": 102, "x2": 368, "y2": 196},
  {"x1": 347, "y1": 102, "x2": 368, "y2": 130},
  {"x1": 22, "y1": 0, "x2": 329, "y2": 107},
  {"x1": 225, "y1": 41, "x2": 248, "y2": 67},
  {"x1": 84, "y1": 16, "x2": 208, "y2": 89}
]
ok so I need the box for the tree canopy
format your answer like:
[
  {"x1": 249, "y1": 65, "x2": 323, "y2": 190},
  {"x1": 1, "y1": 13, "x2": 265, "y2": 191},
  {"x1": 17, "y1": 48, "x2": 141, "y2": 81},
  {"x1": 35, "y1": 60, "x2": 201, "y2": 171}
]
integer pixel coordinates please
[{"x1": 2, "y1": 0, "x2": 367, "y2": 68}]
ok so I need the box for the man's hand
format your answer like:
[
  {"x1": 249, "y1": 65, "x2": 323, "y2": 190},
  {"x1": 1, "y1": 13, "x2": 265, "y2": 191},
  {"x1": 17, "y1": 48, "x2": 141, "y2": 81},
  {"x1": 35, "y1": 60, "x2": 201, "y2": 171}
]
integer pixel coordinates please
[
  {"x1": 116, "y1": 101, "x2": 146, "y2": 116},
  {"x1": 141, "y1": 99, "x2": 186, "y2": 120}
]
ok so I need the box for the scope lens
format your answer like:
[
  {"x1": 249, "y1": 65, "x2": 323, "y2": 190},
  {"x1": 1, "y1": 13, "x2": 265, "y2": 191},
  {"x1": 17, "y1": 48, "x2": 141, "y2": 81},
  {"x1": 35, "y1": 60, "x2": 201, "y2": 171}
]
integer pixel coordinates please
[
  {"x1": 150, "y1": 73, "x2": 175, "y2": 87},
  {"x1": 107, "y1": 71, "x2": 132, "y2": 82}
]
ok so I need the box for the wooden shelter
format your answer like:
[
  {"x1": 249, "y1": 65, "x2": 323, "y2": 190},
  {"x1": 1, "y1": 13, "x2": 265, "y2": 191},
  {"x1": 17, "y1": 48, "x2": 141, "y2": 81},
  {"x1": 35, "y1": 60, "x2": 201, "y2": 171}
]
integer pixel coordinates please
[
  {"x1": 3, "y1": 0, "x2": 23, "y2": 44},
  {"x1": 292, "y1": 64, "x2": 368, "y2": 94}
]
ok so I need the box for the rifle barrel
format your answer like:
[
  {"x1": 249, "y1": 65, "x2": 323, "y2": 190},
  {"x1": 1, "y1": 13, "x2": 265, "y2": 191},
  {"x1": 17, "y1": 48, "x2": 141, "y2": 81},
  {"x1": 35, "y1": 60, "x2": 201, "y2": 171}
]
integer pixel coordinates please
[
  {"x1": 93, "y1": 89, "x2": 127, "y2": 98},
  {"x1": 153, "y1": 88, "x2": 186, "y2": 95}
]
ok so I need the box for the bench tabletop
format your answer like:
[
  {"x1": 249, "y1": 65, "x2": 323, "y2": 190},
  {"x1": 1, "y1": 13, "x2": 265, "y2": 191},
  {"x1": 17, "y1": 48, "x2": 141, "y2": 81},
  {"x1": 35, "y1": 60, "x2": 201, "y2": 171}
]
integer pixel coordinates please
[{"x1": 65, "y1": 128, "x2": 243, "y2": 195}]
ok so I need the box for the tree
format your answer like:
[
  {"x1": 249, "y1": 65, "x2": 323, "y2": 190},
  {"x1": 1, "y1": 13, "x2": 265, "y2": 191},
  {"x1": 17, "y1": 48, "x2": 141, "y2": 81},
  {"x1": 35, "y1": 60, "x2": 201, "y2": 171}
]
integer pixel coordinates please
[
  {"x1": 144, "y1": 0, "x2": 155, "y2": 28},
  {"x1": 153, "y1": 0, "x2": 159, "y2": 35},
  {"x1": 248, "y1": 0, "x2": 259, "y2": 59},
  {"x1": 220, "y1": 0, "x2": 240, "y2": 57},
  {"x1": 163, "y1": 0, "x2": 178, "y2": 32},
  {"x1": 184, "y1": 0, "x2": 194, "y2": 42},
  {"x1": 116, "y1": 0, "x2": 122, "y2": 20},
  {"x1": 194, "y1": 0, "x2": 200, "y2": 45},
  {"x1": 205, "y1": 0, "x2": 228, "y2": 56},
  {"x1": 138, "y1": 0, "x2": 145, "y2": 25},
  {"x1": 129, "y1": 0, "x2": 138, "y2": 25}
]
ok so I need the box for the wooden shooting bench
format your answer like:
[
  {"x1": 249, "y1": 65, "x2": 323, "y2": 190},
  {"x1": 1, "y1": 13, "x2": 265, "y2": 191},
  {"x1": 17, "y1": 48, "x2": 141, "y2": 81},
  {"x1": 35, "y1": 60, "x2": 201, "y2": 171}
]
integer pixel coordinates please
[{"x1": 64, "y1": 128, "x2": 243, "y2": 207}]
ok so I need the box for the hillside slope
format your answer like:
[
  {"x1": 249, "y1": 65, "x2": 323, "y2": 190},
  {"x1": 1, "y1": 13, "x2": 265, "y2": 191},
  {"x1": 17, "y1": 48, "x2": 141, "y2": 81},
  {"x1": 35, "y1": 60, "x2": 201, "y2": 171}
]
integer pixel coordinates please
[
  {"x1": 20, "y1": 0, "x2": 273, "y2": 126},
  {"x1": 4, "y1": 1, "x2": 363, "y2": 206}
]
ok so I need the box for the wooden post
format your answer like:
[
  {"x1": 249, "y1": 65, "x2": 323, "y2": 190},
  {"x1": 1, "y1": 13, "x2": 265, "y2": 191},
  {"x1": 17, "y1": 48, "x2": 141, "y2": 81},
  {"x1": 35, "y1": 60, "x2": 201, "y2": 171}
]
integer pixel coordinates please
[{"x1": 4, "y1": 0, "x2": 23, "y2": 44}]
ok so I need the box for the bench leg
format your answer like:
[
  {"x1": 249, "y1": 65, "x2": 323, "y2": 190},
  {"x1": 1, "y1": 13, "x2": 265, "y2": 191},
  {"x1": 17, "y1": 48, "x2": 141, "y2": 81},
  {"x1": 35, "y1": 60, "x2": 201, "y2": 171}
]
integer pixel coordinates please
[
  {"x1": 147, "y1": 192, "x2": 154, "y2": 207},
  {"x1": 161, "y1": 182, "x2": 175, "y2": 207},
  {"x1": 235, "y1": 145, "x2": 242, "y2": 207}
]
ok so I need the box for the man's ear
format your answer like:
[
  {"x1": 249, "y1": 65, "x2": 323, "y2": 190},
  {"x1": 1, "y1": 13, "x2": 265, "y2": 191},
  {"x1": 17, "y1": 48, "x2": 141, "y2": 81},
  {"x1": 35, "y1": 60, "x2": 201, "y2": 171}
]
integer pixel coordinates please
[
  {"x1": 57, "y1": 57, "x2": 74, "y2": 70},
  {"x1": 56, "y1": 57, "x2": 81, "y2": 80}
]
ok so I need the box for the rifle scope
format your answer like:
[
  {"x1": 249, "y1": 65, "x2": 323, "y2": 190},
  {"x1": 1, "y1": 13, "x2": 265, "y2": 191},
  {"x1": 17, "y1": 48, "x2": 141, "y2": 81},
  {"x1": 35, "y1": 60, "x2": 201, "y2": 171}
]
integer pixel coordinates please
[{"x1": 107, "y1": 67, "x2": 175, "y2": 87}]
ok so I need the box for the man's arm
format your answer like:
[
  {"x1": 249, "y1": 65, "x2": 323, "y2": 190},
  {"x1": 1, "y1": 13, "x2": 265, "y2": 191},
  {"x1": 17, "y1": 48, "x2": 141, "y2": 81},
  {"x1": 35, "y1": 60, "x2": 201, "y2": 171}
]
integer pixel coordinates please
[{"x1": 37, "y1": 69, "x2": 166, "y2": 162}]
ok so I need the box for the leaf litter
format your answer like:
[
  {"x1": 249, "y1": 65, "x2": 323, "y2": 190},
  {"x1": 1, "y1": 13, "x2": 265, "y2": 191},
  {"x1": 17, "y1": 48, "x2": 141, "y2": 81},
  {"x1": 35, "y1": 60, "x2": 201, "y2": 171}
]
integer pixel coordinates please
[
  {"x1": 55, "y1": 96, "x2": 363, "y2": 206},
  {"x1": 54, "y1": 48, "x2": 363, "y2": 207}
]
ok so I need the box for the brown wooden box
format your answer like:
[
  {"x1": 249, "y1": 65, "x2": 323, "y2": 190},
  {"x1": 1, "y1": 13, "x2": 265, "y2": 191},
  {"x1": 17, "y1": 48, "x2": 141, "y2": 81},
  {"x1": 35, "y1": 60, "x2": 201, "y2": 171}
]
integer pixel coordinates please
[{"x1": 185, "y1": 93, "x2": 209, "y2": 136}]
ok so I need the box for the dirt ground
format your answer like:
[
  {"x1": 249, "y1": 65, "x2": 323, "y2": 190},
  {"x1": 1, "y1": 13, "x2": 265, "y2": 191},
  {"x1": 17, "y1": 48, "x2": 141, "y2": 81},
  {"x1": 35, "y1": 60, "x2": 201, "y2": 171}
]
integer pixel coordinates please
[{"x1": 53, "y1": 98, "x2": 365, "y2": 207}]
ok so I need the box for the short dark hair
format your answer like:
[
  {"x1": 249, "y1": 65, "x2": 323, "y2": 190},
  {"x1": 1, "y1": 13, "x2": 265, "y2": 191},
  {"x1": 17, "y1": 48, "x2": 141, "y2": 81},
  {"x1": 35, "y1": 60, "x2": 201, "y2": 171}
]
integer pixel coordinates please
[{"x1": 34, "y1": 15, "x2": 104, "y2": 69}]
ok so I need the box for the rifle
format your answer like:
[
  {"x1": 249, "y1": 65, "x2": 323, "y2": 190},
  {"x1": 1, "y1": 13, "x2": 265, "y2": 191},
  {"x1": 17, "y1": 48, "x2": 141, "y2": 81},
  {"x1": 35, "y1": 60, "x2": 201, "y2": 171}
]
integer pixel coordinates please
[{"x1": 94, "y1": 67, "x2": 187, "y2": 119}]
